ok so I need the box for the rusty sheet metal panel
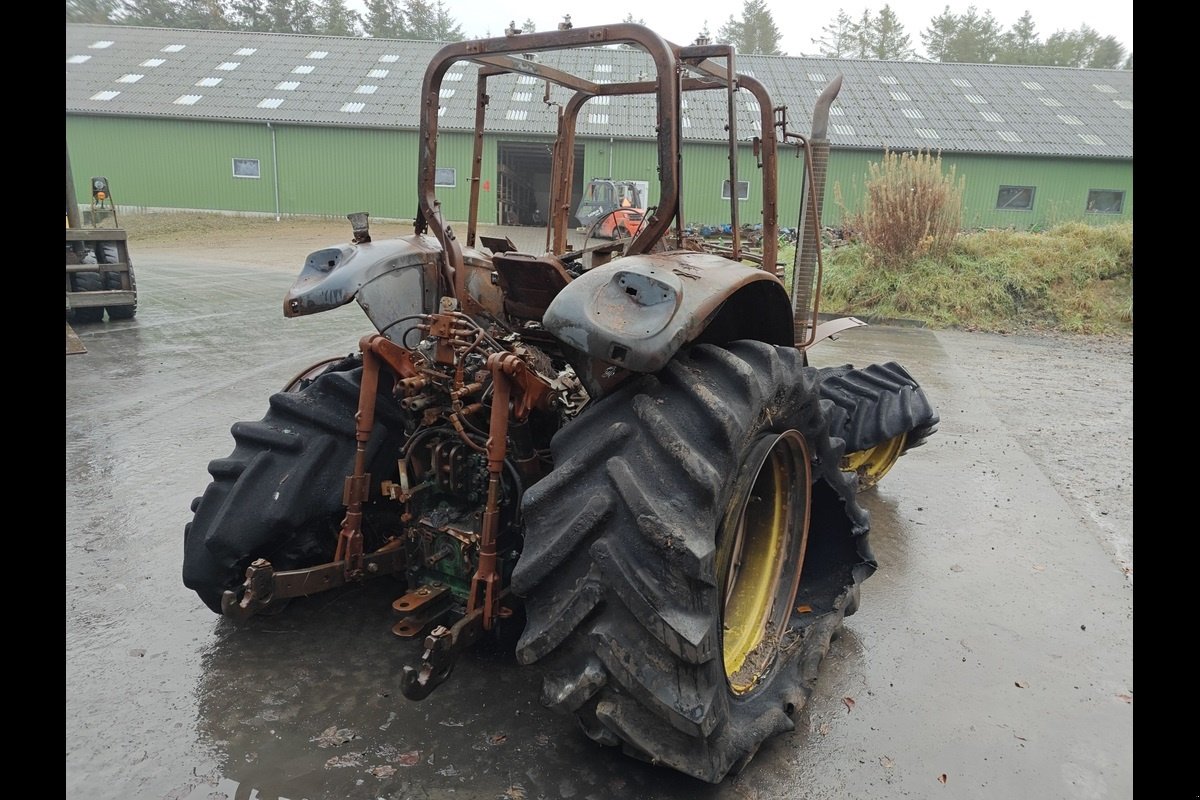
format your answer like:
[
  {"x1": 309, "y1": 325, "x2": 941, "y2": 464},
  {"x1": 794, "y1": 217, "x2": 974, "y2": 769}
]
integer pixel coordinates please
[{"x1": 542, "y1": 251, "x2": 792, "y2": 373}]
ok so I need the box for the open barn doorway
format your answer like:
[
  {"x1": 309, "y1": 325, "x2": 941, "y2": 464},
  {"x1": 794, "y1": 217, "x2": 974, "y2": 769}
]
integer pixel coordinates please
[{"x1": 497, "y1": 141, "x2": 584, "y2": 226}]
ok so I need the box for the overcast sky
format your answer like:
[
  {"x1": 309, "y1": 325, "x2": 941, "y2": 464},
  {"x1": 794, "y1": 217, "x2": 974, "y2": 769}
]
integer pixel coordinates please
[{"x1": 399, "y1": 1, "x2": 1133, "y2": 60}]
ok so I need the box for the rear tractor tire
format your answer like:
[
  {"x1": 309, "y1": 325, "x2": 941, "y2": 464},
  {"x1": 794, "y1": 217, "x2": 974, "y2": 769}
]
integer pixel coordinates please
[
  {"x1": 182, "y1": 356, "x2": 407, "y2": 613},
  {"x1": 818, "y1": 362, "x2": 940, "y2": 491},
  {"x1": 512, "y1": 340, "x2": 873, "y2": 783}
]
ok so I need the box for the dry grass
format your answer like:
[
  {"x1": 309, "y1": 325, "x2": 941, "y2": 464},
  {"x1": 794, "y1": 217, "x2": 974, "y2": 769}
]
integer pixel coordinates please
[{"x1": 818, "y1": 221, "x2": 1133, "y2": 334}]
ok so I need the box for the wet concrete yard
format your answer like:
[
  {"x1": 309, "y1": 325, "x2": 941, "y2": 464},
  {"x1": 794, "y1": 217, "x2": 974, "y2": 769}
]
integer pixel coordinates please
[{"x1": 66, "y1": 227, "x2": 1132, "y2": 800}]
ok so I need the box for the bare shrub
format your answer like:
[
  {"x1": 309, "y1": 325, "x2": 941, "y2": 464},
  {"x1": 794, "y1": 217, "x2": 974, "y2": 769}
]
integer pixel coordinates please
[{"x1": 857, "y1": 149, "x2": 964, "y2": 264}]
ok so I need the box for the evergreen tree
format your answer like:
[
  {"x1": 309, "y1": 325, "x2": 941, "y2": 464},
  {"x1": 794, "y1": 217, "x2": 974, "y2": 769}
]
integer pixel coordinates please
[
  {"x1": 290, "y1": 0, "x2": 318, "y2": 32},
  {"x1": 866, "y1": 5, "x2": 912, "y2": 60},
  {"x1": 402, "y1": 0, "x2": 434, "y2": 38},
  {"x1": 430, "y1": 0, "x2": 464, "y2": 40},
  {"x1": 245, "y1": 0, "x2": 317, "y2": 32},
  {"x1": 1041, "y1": 25, "x2": 1123, "y2": 68},
  {"x1": 1086, "y1": 35, "x2": 1125, "y2": 69},
  {"x1": 362, "y1": 0, "x2": 402, "y2": 37},
  {"x1": 315, "y1": 0, "x2": 358, "y2": 35},
  {"x1": 180, "y1": 0, "x2": 228, "y2": 28},
  {"x1": 920, "y1": 6, "x2": 958, "y2": 61},
  {"x1": 717, "y1": 0, "x2": 783, "y2": 56},
  {"x1": 121, "y1": 0, "x2": 228, "y2": 28},
  {"x1": 998, "y1": 11, "x2": 1042, "y2": 65},
  {"x1": 120, "y1": 0, "x2": 185, "y2": 26},
  {"x1": 68, "y1": 0, "x2": 119, "y2": 24},
  {"x1": 813, "y1": 9, "x2": 857, "y2": 58},
  {"x1": 921, "y1": 5, "x2": 1001, "y2": 62},
  {"x1": 229, "y1": 0, "x2": 269, "y2": 30},
  {"x1": 853, "y1": 9, "x2": 872, "y2": 58}
]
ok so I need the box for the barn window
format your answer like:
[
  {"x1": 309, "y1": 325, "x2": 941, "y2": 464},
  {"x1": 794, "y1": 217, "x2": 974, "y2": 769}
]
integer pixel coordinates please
[
  {"x1": 996, "y1": 186, "x2": 1034, "y2": 210},
  {"x1": 721, "y1": 180, "x2": 750, "y2": 200},
  {"x1": 435, "y1": 168, "x2": 457, "y2": 187},
  {"x1": 1086, "y1": 190, "x2": 1124, "y2": 214},
  {"x1": 232, "y1": 158, "x2": 261, "y2": 179}
]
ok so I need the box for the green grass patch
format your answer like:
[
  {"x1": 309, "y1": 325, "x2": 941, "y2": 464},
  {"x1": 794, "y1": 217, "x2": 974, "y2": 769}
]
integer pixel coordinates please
[{"x1": 803, "y1": 222, "x2": 1133, "y2": 334}]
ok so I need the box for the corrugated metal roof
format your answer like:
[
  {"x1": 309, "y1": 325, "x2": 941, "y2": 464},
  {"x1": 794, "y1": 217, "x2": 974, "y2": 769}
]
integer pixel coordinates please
[{"x1": 66, "y1": 23, "x2": 1132, "y2": 159}]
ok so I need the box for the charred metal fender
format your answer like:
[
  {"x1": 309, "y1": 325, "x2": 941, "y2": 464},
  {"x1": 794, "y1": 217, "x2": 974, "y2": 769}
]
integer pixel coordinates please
[
  {"x1": 542, "y1": 252, "x2": 793, "y2": 373},
  {"x1": 284, "y1": 235, "x2": 442, "y2": 341},
  {"x1": 283, "y1": 235, "x2": 504, "y2": 342}
]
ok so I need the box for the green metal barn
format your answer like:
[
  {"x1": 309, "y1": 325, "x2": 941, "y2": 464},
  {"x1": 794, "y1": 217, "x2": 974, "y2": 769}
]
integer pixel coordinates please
[{"x1": 66, "y1": 23, "x2": 1132, "y2": 230}]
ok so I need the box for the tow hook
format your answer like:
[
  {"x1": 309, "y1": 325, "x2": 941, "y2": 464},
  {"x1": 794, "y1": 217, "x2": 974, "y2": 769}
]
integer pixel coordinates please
[
  {"x1": 400, "y1": 590, "x2": 509, "y2": 700},
  {"x1": 221, "y1": 558, "x2": 280, "y2": 620}
]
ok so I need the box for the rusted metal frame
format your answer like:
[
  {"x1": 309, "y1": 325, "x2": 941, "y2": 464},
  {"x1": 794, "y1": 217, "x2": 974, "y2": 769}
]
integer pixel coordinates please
[
  {"x1": 551, "y1": 92, "x2": 589, "y2": 255},
  {"x1": 466, "y1": 352, "x2": 552, "y2": 630},
  {"x1": 543, "y1": 80, "x2": 563, "y2": 255},
  {"x1": 548, "y1": 110, "x2": 567, "y2": 254},
  {"x1": 470, "y1": 54, "x2": 604, "y2": 95},
  {"x1": 334, "y1": 341, "x2": 381, "y2": 578},
  {"x1": 220, "y1": 543, "x2": 408, "y2": 620},
  {"x1": 734, "y1": 76, "x2": 781, "y2": 273},
  {"x1": 335, "y1": 334, "x2": 421, "y2": 581},
  {"x1": 724, "y1": 51, "x2": 740, "y2": 258},
  {"x1": 418, "y1": 24, "x2": 681, "y2": 279},
  {"x1": 466, "y1": 353, "x2": 512, "y2": 630},
  {"x1": 549, "y1": 76, "x2": 732, "y2": 257},
  {"x1": 676, "y1": 46, "x2": 744, "y2": 257},
  {"x1": 467, "y1": 68, "x2": 502, "y2": 249}
]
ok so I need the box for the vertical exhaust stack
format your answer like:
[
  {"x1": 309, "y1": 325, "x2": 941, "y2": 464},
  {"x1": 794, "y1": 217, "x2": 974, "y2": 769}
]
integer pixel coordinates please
[{"x1": 792, "y1": 76, "x2": 842, "y2": 346}]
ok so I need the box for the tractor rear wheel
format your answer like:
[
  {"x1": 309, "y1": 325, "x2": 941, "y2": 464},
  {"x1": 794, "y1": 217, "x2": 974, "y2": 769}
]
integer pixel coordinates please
[
  {"x1": 818, "y1": 362, "x2": 940, "y2": 490},
  {"x1": 182, "y1": 356, "x2": 407, "y2": 613},
  {"x1": 512, "y1": 341, "x2": 872, "y2": 782}
]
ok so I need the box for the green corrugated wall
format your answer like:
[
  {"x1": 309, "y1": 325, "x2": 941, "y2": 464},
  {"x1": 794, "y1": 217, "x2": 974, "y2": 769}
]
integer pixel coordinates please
[
  {"x1": 67, "y1": 115, "x2": 1131, "y2": 230},
  {"x1": 68, "y1": 116, "x2": 277, "y2": 213},
  {"x1": 67, "y1": 116, "x2": 488, "y2": 222},
  {"x1": 825, "y1": 150, "x2": 1133, "y2": 228}
]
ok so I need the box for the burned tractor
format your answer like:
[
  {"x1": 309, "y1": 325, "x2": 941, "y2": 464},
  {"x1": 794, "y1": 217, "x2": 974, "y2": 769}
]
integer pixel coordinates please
[{"x1": 183, "y1": 24, "x2": 938, "y2": 783}]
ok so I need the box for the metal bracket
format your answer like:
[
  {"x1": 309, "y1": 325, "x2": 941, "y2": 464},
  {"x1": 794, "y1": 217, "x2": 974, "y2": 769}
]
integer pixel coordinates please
[
  {"x1": 220, "y1": 542, "x2": 408, "y2": 622},
  {"x1": 391, "y1": 582, "x2": 454, "y2": 638},
  {"x1": 399, "y1": 590, "x2": 509, "y2": 701}
]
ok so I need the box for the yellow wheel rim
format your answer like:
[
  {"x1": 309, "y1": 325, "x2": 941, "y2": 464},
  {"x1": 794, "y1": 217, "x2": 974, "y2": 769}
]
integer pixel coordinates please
[
  {"x1": 841, "y1": 433, "x2": 906, "y2": 490},
  {"x1": 721, "y1": 431, "x2": 811, "y2": 696}
]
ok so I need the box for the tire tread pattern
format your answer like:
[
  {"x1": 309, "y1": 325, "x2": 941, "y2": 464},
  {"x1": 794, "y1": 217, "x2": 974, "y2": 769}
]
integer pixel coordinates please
[{"x1": 512, "y1": 341, "x2": 872, "y2": 782}]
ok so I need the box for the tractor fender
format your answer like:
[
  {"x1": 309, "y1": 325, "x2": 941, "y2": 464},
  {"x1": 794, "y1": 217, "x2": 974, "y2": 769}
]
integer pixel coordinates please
[
  {"x1": 282, "y1": 235, "x2": 500, "y2": 343},
  {"x1": 542, "y1": 251, "x2": 794, "y2": 373}
]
